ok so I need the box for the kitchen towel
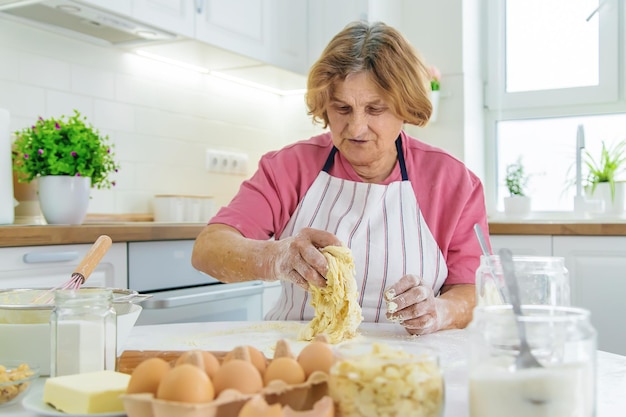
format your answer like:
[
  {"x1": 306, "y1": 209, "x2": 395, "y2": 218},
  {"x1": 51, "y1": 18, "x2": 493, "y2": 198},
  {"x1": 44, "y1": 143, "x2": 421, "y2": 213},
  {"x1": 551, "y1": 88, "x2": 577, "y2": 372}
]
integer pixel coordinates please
[{"x1": 0, "y1": 108, "x2": 14, "y2": 224}]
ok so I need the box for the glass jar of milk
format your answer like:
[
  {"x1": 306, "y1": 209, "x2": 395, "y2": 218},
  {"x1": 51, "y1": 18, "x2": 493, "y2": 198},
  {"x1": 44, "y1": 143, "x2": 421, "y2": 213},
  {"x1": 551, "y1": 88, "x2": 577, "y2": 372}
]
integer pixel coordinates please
[
  {"x1": 468, "y1": 305, "x2": 596, "y2": 417},
  {"x1": 476, "y1": 255, "x2": 570, "y2": 306},
  {"x1": 50, "y1": 288, "x2": 117, "y2": 377}
]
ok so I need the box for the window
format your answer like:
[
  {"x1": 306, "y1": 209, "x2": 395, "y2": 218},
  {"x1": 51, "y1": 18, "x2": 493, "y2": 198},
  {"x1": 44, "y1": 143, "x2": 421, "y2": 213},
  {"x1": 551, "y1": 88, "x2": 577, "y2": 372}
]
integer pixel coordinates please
[{"x1": 486, "y1": 0, "x2": 625, "y2": 215}]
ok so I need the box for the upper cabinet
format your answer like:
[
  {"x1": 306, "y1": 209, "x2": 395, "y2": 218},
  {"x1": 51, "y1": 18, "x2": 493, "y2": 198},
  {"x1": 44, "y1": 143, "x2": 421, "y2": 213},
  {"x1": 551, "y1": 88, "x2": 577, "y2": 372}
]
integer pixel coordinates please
[
  {"x1": 131, "y1": 0, "x2": 196, "y2": 38},
  {"x1": 69, "y1": 0, "x2": 402, "y2": 75},
  {"x1": 130, "y1": 0, "x2": 308, "y2": 74},
  {"x1": 195, "y1": 0, "x2": 307, "y2": 74}
]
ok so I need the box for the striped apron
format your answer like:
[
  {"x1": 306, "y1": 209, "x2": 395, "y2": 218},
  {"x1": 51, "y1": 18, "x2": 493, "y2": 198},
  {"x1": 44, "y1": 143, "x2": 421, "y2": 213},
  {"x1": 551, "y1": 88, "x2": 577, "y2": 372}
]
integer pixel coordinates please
[{"x1": 265, "y1": 137, "x2": 448, "y2": 322}]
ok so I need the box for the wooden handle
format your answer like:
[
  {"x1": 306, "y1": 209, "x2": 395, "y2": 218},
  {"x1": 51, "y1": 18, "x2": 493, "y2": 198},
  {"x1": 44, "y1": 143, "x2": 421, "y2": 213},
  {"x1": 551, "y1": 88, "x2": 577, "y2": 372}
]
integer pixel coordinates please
[{"x1": 73, "y1": 235, "x2": 113, "y2": 283}]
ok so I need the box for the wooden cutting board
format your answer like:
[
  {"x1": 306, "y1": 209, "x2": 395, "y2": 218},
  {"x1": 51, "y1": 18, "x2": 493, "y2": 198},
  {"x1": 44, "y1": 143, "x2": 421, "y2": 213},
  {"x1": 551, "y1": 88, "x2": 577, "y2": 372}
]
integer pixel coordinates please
[{"x1": 117, "y1": 350, "x2": 229, "y2": 374}]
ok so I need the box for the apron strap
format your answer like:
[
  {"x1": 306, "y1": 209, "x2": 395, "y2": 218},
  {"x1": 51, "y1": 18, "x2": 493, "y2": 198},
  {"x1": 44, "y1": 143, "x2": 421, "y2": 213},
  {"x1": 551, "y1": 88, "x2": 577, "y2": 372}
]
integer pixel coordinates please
[
  {"x1": 322, "y1": 135, "x2": 408, "y2": 181},
  {"x1": 322, "y1": 146, "x2": 338, "y2": 173},
  {"x1": 395, "y1": 136, "x2": 408, "y2": 181}
]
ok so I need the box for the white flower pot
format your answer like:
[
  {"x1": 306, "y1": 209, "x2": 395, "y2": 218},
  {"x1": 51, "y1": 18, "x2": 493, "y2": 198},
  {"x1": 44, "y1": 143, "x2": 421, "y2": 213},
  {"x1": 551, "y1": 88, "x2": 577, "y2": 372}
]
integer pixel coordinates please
[
  {"x1": 38, "y1": 175, "x2": 91, "y2": 224},
  {"x1": 587, "y1": 182, "x2": 625, "y2": 217},
  {"x1": 429, "y1": 90, "x2": 440, "y2": 123},
  {"x1": 503, "y1": 195, "x2": 531, "y2": 219}
]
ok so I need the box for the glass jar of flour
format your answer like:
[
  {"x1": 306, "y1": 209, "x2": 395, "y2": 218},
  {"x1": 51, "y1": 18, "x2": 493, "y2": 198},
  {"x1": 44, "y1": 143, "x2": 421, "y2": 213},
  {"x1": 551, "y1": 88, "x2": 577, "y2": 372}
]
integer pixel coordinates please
[
  {"x1": 50, "y1": 289, "x2": 117, "y2": 377},
  {"x1": 468, "y1": 305, "x2": 596, "y2": 417}
]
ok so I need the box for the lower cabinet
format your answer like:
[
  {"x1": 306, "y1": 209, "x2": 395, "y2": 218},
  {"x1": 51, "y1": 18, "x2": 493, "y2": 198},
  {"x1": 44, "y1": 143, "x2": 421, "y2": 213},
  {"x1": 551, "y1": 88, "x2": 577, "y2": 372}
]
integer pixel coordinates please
[
  {"x1": 489, "y1": 235, "x2": 552, "y2": 256},
  {"x1": 489, "y1": 234, "x2": 626, "y2": 356},
  {"x1": 553, "y1": 236, "x2": 626, "y2": 356}
]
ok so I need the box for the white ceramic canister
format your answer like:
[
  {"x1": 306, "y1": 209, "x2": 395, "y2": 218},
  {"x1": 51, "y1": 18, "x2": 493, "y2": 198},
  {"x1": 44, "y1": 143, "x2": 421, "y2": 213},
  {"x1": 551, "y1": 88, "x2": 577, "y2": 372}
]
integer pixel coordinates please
[
  {"x1": 153, "y1": 195, "x2": 185, "y2": 222},
  {"x1": 0, "y1": 108, "x2": 14, "y2": 224},
  {"x1": 468, "y1": 305, "x2": 596, "y2": 417}
]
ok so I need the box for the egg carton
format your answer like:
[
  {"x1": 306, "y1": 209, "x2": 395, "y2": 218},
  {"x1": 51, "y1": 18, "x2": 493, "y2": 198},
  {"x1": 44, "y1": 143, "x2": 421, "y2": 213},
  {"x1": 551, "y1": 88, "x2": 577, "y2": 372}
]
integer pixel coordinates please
[
  {"x1": 122, "y1": 372, "x2": 330, "y2": 417},
  {"x1": 121, "y1": 337, "x2": 334, "y2": 417}
]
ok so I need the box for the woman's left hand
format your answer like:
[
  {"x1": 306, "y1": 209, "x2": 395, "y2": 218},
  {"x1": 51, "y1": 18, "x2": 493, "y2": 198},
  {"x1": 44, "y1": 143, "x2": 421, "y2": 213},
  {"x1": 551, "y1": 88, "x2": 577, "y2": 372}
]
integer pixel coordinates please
[{"x1": 384, "y1": 274, "x2": 443, "y2": 335}]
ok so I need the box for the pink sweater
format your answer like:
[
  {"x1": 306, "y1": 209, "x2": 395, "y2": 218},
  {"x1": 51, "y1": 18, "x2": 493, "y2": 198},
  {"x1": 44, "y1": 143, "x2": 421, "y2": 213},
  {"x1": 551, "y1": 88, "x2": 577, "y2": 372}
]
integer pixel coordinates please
[{"x1": 210, "y1": 131, "x2": 488, "y2": 285}]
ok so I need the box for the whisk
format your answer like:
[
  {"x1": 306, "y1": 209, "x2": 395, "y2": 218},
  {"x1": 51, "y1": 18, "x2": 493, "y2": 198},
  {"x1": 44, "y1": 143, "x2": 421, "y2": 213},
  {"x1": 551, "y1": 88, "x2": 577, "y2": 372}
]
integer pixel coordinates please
[{"x1": 33, "y1": 235, "x2": 113, "y2": 304}]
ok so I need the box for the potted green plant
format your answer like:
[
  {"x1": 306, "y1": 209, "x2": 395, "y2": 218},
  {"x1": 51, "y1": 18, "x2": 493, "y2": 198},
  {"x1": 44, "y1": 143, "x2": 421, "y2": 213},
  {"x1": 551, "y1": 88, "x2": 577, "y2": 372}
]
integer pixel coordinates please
[
  {"x1": 12, "y1": 110, "x2": 120, "y2": 224},
  {"x1": 503, "y1": 157, "x2": 531, "y2": 218},
  {"x1": 584, "y1": 140, "x2": 626, "y2": 215}
]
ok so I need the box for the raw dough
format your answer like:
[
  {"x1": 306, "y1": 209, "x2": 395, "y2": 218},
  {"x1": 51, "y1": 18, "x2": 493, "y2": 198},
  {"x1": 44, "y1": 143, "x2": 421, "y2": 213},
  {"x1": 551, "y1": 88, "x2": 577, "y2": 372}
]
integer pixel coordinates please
[{"x1": 299, "y1": 245, "x2": 363, "y2": 343}]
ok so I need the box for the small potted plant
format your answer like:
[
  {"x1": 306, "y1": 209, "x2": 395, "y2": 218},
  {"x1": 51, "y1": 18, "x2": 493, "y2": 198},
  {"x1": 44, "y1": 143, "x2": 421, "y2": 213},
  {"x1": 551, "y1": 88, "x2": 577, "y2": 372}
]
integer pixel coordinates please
[
  {"x1": 503, "y1": 157, "x2": 531, "y2": 218},
  {"x1": 12, "y1": 110, "x2": 120, "y2": 224},
  {"x1": 428, "y1": 65, "x2": 441, "y2": 122},
  {"x1": 584, "y1": 140, "x2": 626, "y2": 216}
]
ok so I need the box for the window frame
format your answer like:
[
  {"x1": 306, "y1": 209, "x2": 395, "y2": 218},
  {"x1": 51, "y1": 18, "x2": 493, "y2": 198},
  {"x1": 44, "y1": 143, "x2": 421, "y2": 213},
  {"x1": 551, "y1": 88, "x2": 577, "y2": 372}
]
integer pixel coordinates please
[
  {"x1": 485, "y1": 0, "x2": 620, "y2": 111},
  {"x1": 483, "y1": 0, "x2": 625, "y2": 217}
]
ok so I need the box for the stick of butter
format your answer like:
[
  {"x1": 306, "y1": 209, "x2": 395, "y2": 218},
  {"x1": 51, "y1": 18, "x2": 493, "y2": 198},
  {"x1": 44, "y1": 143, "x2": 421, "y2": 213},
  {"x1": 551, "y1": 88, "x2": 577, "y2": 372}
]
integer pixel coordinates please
[{"x1": 43, "y1": 370, "x2": 131, "y2": 414}]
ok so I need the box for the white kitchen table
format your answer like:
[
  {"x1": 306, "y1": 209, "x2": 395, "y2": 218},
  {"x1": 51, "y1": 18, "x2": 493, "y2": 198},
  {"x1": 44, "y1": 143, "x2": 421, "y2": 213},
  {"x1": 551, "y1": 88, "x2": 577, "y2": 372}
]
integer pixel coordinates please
[{"x1": 3, "y1": 320, "x2": 626, "y2": 416}]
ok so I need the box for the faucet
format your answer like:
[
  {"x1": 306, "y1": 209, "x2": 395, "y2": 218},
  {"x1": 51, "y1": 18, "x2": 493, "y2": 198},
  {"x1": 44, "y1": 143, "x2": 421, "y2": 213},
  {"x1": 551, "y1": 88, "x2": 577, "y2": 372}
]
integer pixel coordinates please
[{"x1": 574, "y1": 124, "x2": 587, "y2": 215}]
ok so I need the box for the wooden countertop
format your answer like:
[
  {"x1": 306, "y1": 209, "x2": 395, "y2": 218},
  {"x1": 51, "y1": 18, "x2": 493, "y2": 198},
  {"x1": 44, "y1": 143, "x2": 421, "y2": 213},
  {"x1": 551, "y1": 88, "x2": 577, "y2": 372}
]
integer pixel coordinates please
[
  {"x1": 2, "y1": 219, "x2": 626, "y2": 248},
  {"x1": 488, "y1": 221, "x2": 626, "y2": 236},
  {"x1": 0, "y1": 223, "x2": 207, "y2": 247}
]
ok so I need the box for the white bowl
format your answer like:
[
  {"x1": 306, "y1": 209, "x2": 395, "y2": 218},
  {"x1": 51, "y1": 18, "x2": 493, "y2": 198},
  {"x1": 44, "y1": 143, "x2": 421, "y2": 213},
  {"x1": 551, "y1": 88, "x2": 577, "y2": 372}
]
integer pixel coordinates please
[{"x1": 0, "y1": 304, "x2": 142, "y2": 376}]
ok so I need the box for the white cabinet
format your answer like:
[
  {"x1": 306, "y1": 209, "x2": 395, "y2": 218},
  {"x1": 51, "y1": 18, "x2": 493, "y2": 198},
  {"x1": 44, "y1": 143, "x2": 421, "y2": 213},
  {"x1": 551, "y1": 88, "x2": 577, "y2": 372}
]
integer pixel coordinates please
[
  {"x1": 195, "y1": 0, "x2": 308, "y2": 74},
  {"x1": 0, "y1": 243, "x2": 127, "y2": 289},
  {"x1": 131, "y1": 0, "x2": 195, "y2": 38},
  {"x1": 553, "y1": 236, "x2": 626, "y2": 356},
  {"x1": 488, "y1": 235, "x2": 552, "y2": 256},
  {"x1": 131, "y1": 0, "x2": 308, "y2": 73}
]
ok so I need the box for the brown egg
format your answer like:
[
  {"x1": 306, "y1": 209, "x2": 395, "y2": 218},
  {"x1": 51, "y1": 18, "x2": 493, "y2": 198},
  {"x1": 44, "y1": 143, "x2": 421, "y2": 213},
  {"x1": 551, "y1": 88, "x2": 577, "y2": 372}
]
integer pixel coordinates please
[
  {"x1": 156, "y1": 363, "x2": 215, "y2": 403},
  {"x1": 213, "y1": 359, "x2": 263, "y2": 395},
  {"x1": 264, "y1": 357, "x2": 306, "y2": 386},
  {"x1": 238, "y1": 396, "x2": 282, "y2": 417},
  {"x1": 223, "y1": 345, "x2": 267, "y2": 374},
  {"x1": 175, "y1": 350, "x2": 220, "y2": 378},
  {"x1": 297, "y1": 341, "x2": 335, "y2": 378},
  {"x1": 126, "y1": 357, "x2": 171, "y2": 395}
]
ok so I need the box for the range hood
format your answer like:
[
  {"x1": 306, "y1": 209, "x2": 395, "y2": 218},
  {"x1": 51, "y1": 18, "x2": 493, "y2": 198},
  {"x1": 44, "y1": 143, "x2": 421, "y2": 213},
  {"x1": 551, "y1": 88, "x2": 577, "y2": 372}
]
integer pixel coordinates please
[{"x1": 0, "y1": 0, "x2": 178, "y2": 46}]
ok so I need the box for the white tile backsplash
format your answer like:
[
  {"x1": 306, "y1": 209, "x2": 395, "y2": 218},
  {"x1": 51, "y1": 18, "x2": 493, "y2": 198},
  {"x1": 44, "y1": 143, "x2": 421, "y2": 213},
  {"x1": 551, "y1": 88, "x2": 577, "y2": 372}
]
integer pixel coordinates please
[{"x1": 0, "y1": 17, "x2": 325, "y2": 218}]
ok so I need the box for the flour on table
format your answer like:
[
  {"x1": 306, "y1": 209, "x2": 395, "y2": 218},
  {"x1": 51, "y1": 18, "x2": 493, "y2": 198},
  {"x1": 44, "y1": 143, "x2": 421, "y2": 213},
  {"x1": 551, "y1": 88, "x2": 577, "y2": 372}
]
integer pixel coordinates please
[{"x1": 299, "y1": 245, "x2": 363, "y2": 343}]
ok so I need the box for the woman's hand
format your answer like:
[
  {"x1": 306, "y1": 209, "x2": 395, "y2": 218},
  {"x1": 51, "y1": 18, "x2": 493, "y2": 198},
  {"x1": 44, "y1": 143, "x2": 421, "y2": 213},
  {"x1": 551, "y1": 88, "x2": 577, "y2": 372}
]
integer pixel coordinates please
[
  {"x1": 269, "y1": 227, "x2": 343, "y2": 290},
  {"x1": 384, "y1": 276, "x2": 476, "y2": 335},
  {"x1": 384, "y1": 274, "x2": 443, "y2": 335}
]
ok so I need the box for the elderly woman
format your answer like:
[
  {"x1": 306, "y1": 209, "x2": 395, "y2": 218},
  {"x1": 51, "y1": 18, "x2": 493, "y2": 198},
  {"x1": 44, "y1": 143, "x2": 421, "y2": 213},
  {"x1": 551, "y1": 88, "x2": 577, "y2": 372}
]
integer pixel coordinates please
[{"x1": 192, "y1": 21, "x2": 488, "y2": 335}]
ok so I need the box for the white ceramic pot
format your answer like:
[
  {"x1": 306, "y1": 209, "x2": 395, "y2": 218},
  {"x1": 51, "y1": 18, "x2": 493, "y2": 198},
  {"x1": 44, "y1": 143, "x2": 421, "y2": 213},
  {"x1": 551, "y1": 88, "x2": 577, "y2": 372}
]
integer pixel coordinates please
[
  {"x1": 429, "y1": 90, "x2": 440, "y2": 123},
  {"x1": 38, "y1": 175, "x2": 91, "y2": 224},
  {"x1": 588, "y1": 182, "x2": 625, "y2": 217},
  {"x1": 503, "y1": 195, "x2": 531, "y2": 218}
]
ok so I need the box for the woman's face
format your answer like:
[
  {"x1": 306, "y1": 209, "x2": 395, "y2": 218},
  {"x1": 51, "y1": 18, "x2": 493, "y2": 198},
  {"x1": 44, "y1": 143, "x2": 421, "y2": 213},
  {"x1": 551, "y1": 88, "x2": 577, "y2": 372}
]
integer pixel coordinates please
[{"x1": 326, "y1": 72, "x2": 404, "y2": 182}]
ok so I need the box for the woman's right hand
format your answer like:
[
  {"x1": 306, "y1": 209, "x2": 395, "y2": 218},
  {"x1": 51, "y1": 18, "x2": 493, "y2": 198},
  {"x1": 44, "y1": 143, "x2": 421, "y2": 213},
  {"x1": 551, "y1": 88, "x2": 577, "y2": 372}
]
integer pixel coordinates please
[{"x1": 269, "y1": 227, "x2": 342, "y2": 290}]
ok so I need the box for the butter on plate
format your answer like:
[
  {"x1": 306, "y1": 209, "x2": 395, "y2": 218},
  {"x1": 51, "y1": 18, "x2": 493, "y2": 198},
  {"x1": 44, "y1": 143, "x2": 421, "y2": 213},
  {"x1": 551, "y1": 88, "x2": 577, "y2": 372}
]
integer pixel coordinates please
[{"x1": 43, "y1": 370, "x2": 130, "y2": 414}]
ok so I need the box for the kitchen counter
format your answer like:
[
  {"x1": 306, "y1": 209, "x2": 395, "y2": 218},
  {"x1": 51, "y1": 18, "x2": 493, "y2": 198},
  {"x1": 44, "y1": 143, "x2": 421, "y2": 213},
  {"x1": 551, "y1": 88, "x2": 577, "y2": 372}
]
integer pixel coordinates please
[
  {"x1": 2, "y1": 321, "x2": 624, "y2": 416},
  {"x1": 0, "y1": 223, "x2": 206, "y2": 247},
  {"x1": 2, "y1": 218, "x2": 626, "y2": 248},
  {"x1": 488, "y1": 220, "x2": 626, "y2": 236}
]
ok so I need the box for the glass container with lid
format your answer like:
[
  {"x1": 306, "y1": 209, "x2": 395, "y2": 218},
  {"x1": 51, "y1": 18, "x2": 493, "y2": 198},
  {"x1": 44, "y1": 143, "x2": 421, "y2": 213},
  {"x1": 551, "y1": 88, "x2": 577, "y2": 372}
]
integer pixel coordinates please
[
  {"x1": 50, "y1": 288, "x2": 117, "y2": 377},
  {"x1": 468, "y1": 305, "x2": 596, "y2": 417},
  {"x1": 476, "y1": 255, "x2": 570, "y2": 306}
]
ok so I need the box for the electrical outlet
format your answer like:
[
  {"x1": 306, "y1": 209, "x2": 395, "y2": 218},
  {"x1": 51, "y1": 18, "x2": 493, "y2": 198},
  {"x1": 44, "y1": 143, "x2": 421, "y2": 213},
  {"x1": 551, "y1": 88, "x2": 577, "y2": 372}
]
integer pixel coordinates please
[{"x1": 206, "y1": 149, "x2": 248, "y2": 175}]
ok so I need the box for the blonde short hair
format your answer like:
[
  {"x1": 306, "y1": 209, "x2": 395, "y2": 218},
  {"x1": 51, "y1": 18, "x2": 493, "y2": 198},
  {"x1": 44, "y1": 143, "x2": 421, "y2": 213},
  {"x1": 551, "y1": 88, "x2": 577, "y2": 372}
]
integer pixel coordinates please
[{"x1": 306, "y1": 21, "x2": 432, "y2": 128}]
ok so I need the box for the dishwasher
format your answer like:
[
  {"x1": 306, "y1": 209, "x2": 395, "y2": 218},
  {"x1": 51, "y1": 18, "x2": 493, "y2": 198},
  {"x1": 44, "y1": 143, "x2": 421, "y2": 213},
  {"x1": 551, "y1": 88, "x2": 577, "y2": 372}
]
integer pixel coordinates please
[{"x1": 128, "y1": 240, "x2": 263, "y2": 325}]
